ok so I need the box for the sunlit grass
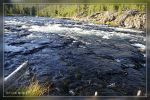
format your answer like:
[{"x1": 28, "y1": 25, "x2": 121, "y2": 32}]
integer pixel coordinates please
[
  {"x1": 17, "y1": 80, "x2": 49, "y2": 96},
  {"x1": 24, "y1": 81, "x2": 48, "y2": 96}
]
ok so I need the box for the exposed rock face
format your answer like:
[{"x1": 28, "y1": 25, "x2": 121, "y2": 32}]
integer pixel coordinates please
[
  {"x1": 133, "y1": 14, "x2": 146, "y2": 29},
  {"x1": 77, "y1": 10, "x2": 146, "y2": 30},
  {"x1": 124, "y1": 16, "x2": 135, "y2": 28},
  {"x1": 121, "y1": 10, "x2": 146, "y2": 29},
  {"x1": 90, "y1": 11, "x2": 117, "y2": 24}
]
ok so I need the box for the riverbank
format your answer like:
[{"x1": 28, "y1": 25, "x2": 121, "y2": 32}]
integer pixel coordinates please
[
  {"x1": 60, "y1": 10, "x2": 146, "y2": 30},
  {"x1": 5, "y1": 4, "x2": 146, "y2": 31}
]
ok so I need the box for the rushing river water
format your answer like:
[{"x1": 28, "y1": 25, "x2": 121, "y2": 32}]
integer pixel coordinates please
[{"x1": 4, "y1": 16, "x2": 146, "y2": 96}]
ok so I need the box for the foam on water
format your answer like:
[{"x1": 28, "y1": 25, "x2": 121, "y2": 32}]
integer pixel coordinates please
[
  {"x1": 21, "y1": 25, "x2": 29, "y2": 29},
  {"x1": 28, "y1": 24, "x2": 68, "y2": 33},
  {"x1": 112, "y1": 27, "x2": 144, "y2": 33},
  {"x1": 131, "y1": 43, "x2": 146, "y2": 50},
  {"x1": 5, "y1": 44, "x2": 24, "y2": 52},
  {"x1": 28, "y1": 24, "x2": 135, "y2": 40},
  {"x1": 5, "y1": 20, "x2": 25, "y2": 25},
  {"x1": 26, "y1": 34, "x2": 42, "y2": 39}
]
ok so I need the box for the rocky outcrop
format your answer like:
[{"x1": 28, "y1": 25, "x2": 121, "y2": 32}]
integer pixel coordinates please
[
  {"x1": 76, "y1": 10, "x2": 146, "y2": 30},
  {"x1": 90, "y1": 11, "x2": 118, "y2": 24},
  {"x1": 115, "y1": 10, "x2": 146, "y2": 29}
]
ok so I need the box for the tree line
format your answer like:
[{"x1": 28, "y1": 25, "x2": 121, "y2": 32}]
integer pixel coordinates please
[{"x1": 4, "y1": 4, "x2": 146, "y2": 17}]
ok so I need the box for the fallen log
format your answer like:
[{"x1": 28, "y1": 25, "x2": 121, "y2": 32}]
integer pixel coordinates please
[{"x1": 4, "y1": 61, "x2": 28, "y2": 90}]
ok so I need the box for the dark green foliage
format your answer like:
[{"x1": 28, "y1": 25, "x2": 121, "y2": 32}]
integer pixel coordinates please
[
  {"x1": 102, "y1": 5, "x2": 107, "y2": 11},
  {"x1": 32, "y1": 6, "x2": 36, "y2": 16},
  {"x1": 83, "y1": 4, "x2": 88, "y2": 16},
  {"x1": 23, "y1": 7, "x2": 30, "y2": 15},
  {"x1": 114, "y1": 5, "x2": 119, "y2": 11}
]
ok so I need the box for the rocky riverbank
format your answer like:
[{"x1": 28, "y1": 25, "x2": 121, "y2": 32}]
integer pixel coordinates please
[{"x1": 69, "y1": 10, "x2": 146, "y2": 30}]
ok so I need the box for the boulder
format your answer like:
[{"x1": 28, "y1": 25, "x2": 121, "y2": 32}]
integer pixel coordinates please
[
  {"x1": 115, "y1": 10, "x2": 139, "y2": 27},
  {"x1": 134, "y1": 14, "x2": 146, "y2": 29},
  {"x1": 124, "y1": 16, "x2": 135, "y2": 28}
]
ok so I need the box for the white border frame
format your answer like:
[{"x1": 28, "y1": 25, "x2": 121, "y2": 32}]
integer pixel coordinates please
[{"x1": 2, "y1": 3, "x2": 148, "y2": 97}]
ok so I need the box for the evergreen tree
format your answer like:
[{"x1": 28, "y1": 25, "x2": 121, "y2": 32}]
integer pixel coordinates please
[{"x1": 32, "y1": 6, "x2": 36, "y2": 16}]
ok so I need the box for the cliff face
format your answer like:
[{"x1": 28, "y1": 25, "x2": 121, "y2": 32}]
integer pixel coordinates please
[{"x1": 75, "y1": 10, "x2": 146, "y2": 30}]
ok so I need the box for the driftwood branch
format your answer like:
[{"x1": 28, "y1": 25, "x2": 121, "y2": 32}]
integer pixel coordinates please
[{"x1": 4, "y1": 61, "x2": 28, "y2": 90}]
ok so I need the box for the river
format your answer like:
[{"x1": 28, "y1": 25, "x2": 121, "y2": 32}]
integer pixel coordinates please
[{"x1": 4, "y1": 16, "x2": 146, "y2": 96}]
